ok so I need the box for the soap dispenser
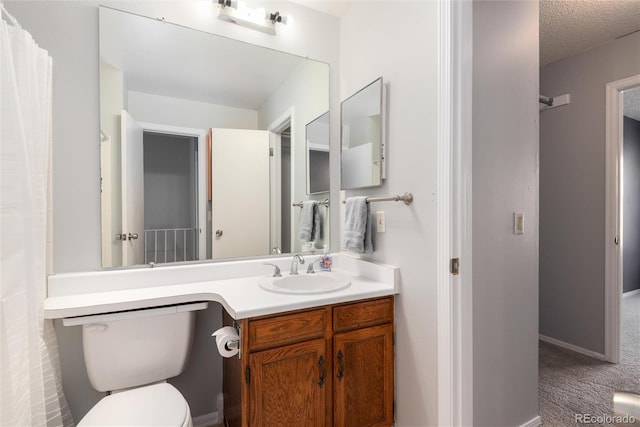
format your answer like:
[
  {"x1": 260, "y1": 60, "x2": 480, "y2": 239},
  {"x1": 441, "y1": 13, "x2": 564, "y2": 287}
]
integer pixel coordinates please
[{"x1": 319, "y1": 248, "x2": 332, "y2": 272}]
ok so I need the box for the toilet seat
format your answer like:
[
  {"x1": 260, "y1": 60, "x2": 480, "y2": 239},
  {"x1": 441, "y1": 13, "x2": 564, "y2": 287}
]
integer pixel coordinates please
[{"x1": 78, "y1": 383, "x2": 192, "y2": 427}]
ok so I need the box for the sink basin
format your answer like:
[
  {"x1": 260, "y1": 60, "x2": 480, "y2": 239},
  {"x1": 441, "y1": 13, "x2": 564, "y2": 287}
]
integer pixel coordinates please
[{"x1": 259, "y1": 272, "x2": 351, "y2": 295}]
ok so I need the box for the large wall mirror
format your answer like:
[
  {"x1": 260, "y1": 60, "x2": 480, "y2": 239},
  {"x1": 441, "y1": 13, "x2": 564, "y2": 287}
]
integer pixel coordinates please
[
  {"x1": 99, "y1": 7, "x2": 330, "y2": 268},
  {"x1": 340, "y1": 77, "x2": 385, "y2": 190}
]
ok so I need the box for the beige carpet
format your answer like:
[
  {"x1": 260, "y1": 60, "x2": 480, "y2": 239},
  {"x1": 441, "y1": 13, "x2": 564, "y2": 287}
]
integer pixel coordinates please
[{"x1": 539, "y1": 293, "x2": 640, "y2": 426}]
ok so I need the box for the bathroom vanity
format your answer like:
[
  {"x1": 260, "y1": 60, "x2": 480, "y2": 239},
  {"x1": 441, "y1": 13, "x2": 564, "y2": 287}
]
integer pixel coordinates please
[
  {"x1": 44, "y1": 254, "x2": 398, "y2": 426},
  {"x1": 223, "y1": 296, "x2": 394, "y2": 427}
]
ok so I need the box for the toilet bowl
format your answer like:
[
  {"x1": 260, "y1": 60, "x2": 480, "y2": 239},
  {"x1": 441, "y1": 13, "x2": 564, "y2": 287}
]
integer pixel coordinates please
[
  {"x1": 66, "y1": 302, "x2": 208, "y2": 427},
  {"x1": 78, "y1": 383, "x2": 192, "y2": 427}
]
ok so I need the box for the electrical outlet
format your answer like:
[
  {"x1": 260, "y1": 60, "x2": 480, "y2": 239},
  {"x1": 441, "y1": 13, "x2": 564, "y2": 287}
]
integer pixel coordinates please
[{"x1": 376, "y1": 211, "x2": 386, "y2": 233}]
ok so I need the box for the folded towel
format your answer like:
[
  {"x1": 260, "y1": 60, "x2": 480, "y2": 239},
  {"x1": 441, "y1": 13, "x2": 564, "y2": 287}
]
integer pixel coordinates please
[
  {"x1": 298, "y1": 200, "x2": 318, "y2": 242},
  {"x1": 312, "y1": 205, "x2": 321, "y2": 242},
  {"x1": 342, "y1": 196, "x2": 373, "y2": 254}
]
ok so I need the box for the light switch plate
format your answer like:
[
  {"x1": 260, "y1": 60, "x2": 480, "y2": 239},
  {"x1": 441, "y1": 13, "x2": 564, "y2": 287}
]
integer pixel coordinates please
[
  {"x1": 376, "y1": 211, "x2": 386, "y2": 233},
  {"x1": 514, "y1": 212, "x2": 524, "y2": 235}
]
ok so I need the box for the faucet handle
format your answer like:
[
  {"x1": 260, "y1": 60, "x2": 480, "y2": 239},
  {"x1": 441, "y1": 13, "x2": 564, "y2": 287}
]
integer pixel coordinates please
[
  {"x1": 263, "y1": 262, "x2": 282, "y2": 277},
  {"x1": 306, "y1": 258, "x2": 321, "y2": 274}
]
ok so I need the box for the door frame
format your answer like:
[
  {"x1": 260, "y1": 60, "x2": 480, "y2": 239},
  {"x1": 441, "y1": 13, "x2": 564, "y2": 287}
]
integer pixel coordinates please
[
  {"x1": 268, "y1": 108, "x2": 294, "y2": 254},
  {"x1": 139, "y1": 121, "x2": 208, "y2": 261},
  {"x1": 604, "y1": 73, "x2": 640, "y2": 363},
  {"x1": 437, "y1": 0, "x2": 473, "y2": 425}
]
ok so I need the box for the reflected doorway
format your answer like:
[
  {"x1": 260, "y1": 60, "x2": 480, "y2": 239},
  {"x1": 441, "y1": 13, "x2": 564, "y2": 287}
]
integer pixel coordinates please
[{"x1": 143, "y1": 132, "x2": 199, "y2": 264}]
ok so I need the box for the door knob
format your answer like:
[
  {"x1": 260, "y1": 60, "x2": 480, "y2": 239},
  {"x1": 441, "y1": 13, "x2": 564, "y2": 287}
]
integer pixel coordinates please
[
  {"x1": 215, "y1": 229, "x2": 223, "y2": 238},
  {"x1": 128, "y1": 233, "x2": 139, "y2": 240}
]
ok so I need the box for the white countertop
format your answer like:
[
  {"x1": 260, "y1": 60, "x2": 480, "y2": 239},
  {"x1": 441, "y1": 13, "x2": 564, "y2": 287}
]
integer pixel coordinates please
[{"x1": 44, "y1": 254, "x2": 399, "y2": 320}]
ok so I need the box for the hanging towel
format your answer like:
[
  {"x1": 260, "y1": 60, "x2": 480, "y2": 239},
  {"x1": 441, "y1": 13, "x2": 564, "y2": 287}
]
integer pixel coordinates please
[
  {"x1": 342, "y1": 197, "x2": 373, "y2": 254},
  {"x1": 298, "y1": 200, "x2": 318, "y2": 242}
]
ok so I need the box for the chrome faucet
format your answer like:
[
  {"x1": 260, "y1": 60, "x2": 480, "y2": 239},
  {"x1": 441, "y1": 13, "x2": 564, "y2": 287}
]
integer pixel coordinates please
[{"x1": 290, "y1": 253, "x2": 305, "y2": 275}]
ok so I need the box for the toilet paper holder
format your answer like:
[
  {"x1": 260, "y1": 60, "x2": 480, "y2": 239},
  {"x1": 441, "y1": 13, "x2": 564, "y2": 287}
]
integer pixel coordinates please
[
  {"x1": 212, "y1": 321, "x2": 242, "y2": 359},
  {"x1": 225, "y1": 339, "x2": 239, "y2": 351},
  {"x1": 227, "y1": 320, "x2": 242, "y2": 359},
  {"x1": 230, "y1": 321, "x2": 241, "y2": 359}
]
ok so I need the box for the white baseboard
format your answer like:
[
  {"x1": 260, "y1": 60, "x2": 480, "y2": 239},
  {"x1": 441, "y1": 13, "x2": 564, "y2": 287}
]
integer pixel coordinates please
[
  {"x1": 518, "y1": 415, "x2": 541, "y2": 427},
  {"x1": 623, "y1": 288, "x2": 640, "y2": 298},
  {"x1": 192, "y1": 411, "x2": 219, "y2": 427},
  {"x1": 539, "y1": 334, "x2": 606, "y2": 361}
]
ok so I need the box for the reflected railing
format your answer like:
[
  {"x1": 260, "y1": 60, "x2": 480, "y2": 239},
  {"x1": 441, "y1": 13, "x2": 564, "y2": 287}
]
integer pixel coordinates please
[{"x1": 144, "y1": 228, "x2": 198, "y2": 264}]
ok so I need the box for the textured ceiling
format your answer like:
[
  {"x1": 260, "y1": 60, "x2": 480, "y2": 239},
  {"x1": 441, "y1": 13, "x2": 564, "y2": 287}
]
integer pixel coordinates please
[
  {"x1": 540, "y1": 0, "x2": 640, "y2": 66},
  {"x1": 624, "y1": 86, "x2": 640, "y2": 121}
]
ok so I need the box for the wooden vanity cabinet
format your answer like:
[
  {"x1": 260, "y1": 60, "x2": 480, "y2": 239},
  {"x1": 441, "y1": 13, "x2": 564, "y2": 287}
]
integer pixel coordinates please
[
  {"x1": 332, "y1": 297, "x2": 394, "y2": 427},
  {"x1": 223, "y1": 296, "x2": 394, "y2": 427}
]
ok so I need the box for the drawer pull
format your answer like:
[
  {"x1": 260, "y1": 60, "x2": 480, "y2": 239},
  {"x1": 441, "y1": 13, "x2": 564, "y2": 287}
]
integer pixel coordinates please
[
  {"x1": 318, "y1": 355, "x2": 326, "y2": 387},
  {"x1": 337, "y1": 350, "x2": 345, "y2": 380}
]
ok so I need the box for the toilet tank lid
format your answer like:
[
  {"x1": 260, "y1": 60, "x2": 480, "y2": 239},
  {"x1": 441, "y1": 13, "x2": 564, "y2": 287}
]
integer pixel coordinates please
[
  {"x1": 62, "y1": 302, "x2": 208, "y2": 326},
  {"x1": 78, "y1": 383, "x2": 190, "y2": 427}
]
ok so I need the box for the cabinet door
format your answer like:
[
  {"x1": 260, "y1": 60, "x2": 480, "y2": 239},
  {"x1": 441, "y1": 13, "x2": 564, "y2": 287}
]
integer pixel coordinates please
[
  {"x1": 334, "y1": 324, "x2": 394, "y2": 427},
  {"x1": 249, "y1": 338, "x2": 327, "y2": 427}
]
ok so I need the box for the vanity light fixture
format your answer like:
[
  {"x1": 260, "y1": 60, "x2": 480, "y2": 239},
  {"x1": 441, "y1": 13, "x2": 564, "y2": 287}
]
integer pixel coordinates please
[
  {"x1": 268, "y1": 11, "x2": 288, "y2": 25},
  {"x1": 217, "y1": 0, "x2": 238, "y2": 8},
  {"x1": 215, "y1": 0, "x2": 289, "y2": 35}
]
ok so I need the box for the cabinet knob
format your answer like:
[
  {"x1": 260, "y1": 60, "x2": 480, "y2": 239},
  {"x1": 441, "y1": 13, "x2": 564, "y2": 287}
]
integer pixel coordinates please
[{"x1": 336, "y1": 350, "x2": 344, "y2": 380}]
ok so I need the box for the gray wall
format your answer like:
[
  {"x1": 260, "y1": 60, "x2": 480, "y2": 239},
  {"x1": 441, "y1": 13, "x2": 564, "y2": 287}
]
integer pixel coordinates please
[
  {"x1": 308, "y1": 150, "x2": 330, "y2": 194},
  {"x1": 624, "y1": 117, "x2": 640, "y2": 294},
  {"x1": 5, "y1": 1, "x2": 340, "y2": 422},
  {"x1": 472, "y1": 1, "x2": 540, "y2": 426},
  {"x1": 144, "y1": 134, "x2": 196, "y2": 230},
  {"x1": 540, "y1": 29, "x2": 640, "y2": 353}
]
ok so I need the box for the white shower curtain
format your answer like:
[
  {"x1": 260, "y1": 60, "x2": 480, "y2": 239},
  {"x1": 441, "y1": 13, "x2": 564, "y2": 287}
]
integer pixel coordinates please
[{"x1": 0, "y1": 10, "x2": 72, "y2": 427}]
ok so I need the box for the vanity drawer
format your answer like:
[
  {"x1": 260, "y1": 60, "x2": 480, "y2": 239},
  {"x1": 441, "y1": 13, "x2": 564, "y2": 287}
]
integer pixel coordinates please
[
  {"x1": 248, "y1": 309, "x2": 327, "y2": 351},
  {"x1": 333, "y1": 297, "x2": 393, "y2": 332}
]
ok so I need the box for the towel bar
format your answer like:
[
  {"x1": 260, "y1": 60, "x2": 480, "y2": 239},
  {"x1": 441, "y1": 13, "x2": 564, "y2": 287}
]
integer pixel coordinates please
[
  {"x1": 342, "y1": 192, "x2": 414, "y2": 205},
  {"x1": 292, "y1": 199, "x2": 330, "y2": 208}
]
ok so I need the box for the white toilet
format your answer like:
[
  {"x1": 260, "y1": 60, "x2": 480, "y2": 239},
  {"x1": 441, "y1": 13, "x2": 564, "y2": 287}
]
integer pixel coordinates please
[{"x1": 69, "y1": 302, "x2": 208, "y2": 427}]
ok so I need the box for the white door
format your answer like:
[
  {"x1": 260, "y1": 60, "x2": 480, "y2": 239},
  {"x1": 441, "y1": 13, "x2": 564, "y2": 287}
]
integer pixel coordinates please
[
  {"x1": 269, "y1": 131, "x2": 282, "y2": 253},
  {"x1": 121, "y1": 110, "x2": 145, "y2": 266},
  {"x1": 211, "y1": 128, "x2": 270, "y2": 258}
]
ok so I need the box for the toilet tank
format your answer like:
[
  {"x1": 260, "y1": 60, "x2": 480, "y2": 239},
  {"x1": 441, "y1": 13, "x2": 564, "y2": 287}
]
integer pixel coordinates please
[{"x1": 77, "y1": 302, "x2": 207, "y2": 392}]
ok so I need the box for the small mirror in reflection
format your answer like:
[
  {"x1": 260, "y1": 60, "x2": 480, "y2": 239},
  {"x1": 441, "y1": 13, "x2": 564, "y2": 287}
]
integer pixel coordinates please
[{"x1": 306, "y1": 112, "x2": 330, "y2": 194}]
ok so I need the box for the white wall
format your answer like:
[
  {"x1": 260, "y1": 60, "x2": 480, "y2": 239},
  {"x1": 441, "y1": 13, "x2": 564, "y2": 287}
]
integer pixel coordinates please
[
  {"x1": 472, "y1": 2, "x2": 540, "y2": 426},
  {"x1": 258, "y1": 59, "x2": 330, "y2": 252},
  {"x1": 339, "y1": 2, "x2": 439, "y2": 424},
  {"x1": 540, "y1": 30, "x2": 640, "y2": 354},
  {"x1": 128, "y1": 91, "x2": 258, "y2": 131},
  {"x1": 5, "y1": 1, "x2": 339, "y2": 422}
]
